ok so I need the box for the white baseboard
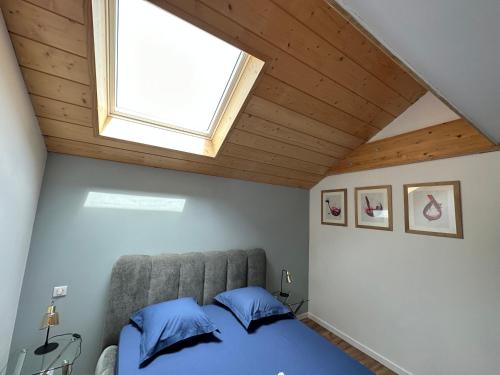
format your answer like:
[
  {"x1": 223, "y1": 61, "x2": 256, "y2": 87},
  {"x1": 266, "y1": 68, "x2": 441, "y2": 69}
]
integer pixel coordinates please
[{"x1": 307, "y1": 312, "x2": 413, "y2": 375}]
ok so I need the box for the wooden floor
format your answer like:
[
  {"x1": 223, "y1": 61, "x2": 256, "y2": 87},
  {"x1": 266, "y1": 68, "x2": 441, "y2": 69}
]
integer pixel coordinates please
[{"x1": 302, "y1": 318, "x2": 396, "y2": 375}]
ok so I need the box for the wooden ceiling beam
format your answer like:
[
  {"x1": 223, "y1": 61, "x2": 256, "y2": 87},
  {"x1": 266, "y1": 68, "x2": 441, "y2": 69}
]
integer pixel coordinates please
[{"x1": 329, "y1": 119, "x2": 496, "y2": 175}]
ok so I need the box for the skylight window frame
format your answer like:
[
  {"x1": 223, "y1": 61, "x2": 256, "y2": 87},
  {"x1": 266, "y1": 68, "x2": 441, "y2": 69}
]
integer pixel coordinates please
[
  {"x1": 111, "y1": 51, "x2": 247, "y2": 138},
  {"x1": 90, "y1": 0, "x2": 265, "y2": 157},
  {"x1": 107, "y1": 0, "x2": 249, "y2": 138}
]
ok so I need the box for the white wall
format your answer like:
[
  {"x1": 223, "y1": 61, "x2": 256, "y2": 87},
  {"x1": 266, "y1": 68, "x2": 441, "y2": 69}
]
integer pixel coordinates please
[
  {"x1": 0, "y1": 13, "x2": 46, "y2": 370},
  {"x1": 309, "y1": 151, "x2": 500, "y2": 375},
  {"x1": 369, "y1": 92, "x2": 459, "y2": 142}
]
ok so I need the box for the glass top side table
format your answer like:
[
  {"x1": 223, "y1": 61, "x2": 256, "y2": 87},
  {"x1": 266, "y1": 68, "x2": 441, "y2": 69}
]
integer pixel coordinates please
[
  {"x1": 272, "y1": 291, "x2": 309, "y2": 316},
  {"x1": 7, "y1": 334, "x2": 81, "y2": 375}
]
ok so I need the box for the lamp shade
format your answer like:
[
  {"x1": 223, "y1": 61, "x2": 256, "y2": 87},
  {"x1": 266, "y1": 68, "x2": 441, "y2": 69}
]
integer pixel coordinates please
[
  {"x1": 285, "y1": 270, "x2": 292, "y2": 284},
  {"x1": 40, "y1": 303, "x2": 59, "y2": 330}
]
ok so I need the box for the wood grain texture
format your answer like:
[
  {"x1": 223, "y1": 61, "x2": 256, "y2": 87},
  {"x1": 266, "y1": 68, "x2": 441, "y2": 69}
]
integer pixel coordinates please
[
  {"x1": 31, "y1": 95, "x2": 92, "y2": 126},
  {"x1": 274, "y1": 0, "x2": 426, "y2": 103},
  {"x1": 25, "y1": 0, "x2": 85, "y2": 23},
  {"x1": 222, "y1": 143, "x2": 328, "y2": 175},
  {"x1": 45, "y1": 136, "x2": 315, "y2": 189},
  {"x1": 323, "y1": 0, "x2": 496, "y2": 146},
  {"x1": 10, "y1": 33, "x2": 90, "y2": 84},
  {"x1": 151, "y1": 0, "x2": 401, "y2": 126},
  {"x1": 302, "y1": 318, "x2": 396, "y2": 375},
  {"x1": 197, "y1": 0, "x2": 411, "y2": 117},
  {"x1": 236, "y1": 113, "x2": 351, "y2": 158},
  {"x1": 330, "y1": 120, "x2": 496, "y2": 174},
  {"x1": 1, "y1": 0, "x2": 438, "y2": 189},
  {"x1": 21, "y1": 67, "x2": 91, "y2": 107},
  {"x1": 253, "y1": 75, "x2": 379, "y2": 139},
  {"x1": 228, "y1": 129, "x2": 338, "y2": 167},
  {"x1": 1, "y1": 0, "x2": 87, "y2": 56},
  {"x1": 38, "y1": 118, "x2": 321, "y2": 183},
  {"x1": 245, "y1": 95, "x2": 364, "y2": 149}
]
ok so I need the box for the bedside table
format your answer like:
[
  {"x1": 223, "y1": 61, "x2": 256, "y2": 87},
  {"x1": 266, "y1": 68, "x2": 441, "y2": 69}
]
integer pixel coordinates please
[
  {"x1": 272, "y1": 292, "x2": 309, "y2": 316},
  {"x1": 7, "y1": 334, "x2": 81, "y2": 375}
]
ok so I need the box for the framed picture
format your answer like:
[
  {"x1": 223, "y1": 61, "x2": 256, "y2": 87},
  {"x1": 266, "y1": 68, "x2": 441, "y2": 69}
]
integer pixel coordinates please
[
  {"x1": 404, "y1": 181, "x2": 463, "y2": 238},
  {"x1": 355, "y1": 185, "x2": 393, "y2": 231},
  {"x1": 321, "y1": 189, "x2": 347, "y2": 226}
]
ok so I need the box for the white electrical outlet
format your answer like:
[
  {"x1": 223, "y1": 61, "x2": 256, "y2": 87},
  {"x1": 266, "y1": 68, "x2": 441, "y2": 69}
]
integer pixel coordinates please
[{"x1": 53, "y1": 286, "x2": 68, "y2": 298}]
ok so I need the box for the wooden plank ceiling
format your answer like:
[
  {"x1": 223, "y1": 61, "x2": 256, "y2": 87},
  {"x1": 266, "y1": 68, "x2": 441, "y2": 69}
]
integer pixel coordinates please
[
  {"x1": 2, "y1": 0, "x2": 468, "y2": 189},
  {"x1": 329, "y1": 119, "x2": 495, "y2": 175}
]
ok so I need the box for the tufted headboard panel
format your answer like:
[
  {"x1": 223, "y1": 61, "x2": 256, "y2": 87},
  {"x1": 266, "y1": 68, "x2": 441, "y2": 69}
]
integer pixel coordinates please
[{"x1": 102, "y1": 249, "x2": 266, "y2": 347}]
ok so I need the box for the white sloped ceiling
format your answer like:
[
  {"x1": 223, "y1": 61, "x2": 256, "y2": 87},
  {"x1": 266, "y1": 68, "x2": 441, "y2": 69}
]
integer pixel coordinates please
[{"x1": 334, "y1": 0, "x2": 500, "y2": 143}]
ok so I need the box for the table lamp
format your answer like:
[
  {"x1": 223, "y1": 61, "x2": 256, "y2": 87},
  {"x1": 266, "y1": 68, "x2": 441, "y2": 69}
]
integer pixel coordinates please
[
  {"x1": 280, "y1": 269, "x2": 293, "y2": 298},
  {"x1": 34, "y1": 301, "x2": 60, "y2": 355}
]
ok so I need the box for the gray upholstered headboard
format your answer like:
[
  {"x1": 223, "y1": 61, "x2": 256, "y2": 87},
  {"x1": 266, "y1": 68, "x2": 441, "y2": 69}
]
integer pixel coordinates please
[{"x1": 102, "y1": 249, "x2": 266, "y2": 347}]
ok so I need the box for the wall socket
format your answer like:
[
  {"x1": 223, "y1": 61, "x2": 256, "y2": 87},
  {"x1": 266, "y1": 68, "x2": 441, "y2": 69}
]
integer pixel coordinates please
[{"x1": 53, "y1": 285, "x2": 68, "y2": 298}]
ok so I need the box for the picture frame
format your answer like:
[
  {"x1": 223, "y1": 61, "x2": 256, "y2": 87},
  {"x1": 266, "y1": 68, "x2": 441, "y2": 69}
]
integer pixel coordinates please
[
  {"x1": 321, "y1": 189, "x2": 347, "y2": 226},
  {"x1": 355, "y1": 185, "x2": 393, "y2": 231},
  {"x1": 403, "y1": 181, "x2": 463, "y2": 238}
]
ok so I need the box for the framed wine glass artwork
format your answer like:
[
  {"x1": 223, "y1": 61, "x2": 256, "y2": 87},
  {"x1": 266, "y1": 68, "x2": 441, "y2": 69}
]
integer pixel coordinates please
[
  {"x1": 404, "y1": 181, "x2": 463, "y2": 238},
  {"x1": 321, "y1": 189, "x2": 347, "y2": 226},
  {"x1": 355, "y1": 185, "x2": 393, "y2": 231}
]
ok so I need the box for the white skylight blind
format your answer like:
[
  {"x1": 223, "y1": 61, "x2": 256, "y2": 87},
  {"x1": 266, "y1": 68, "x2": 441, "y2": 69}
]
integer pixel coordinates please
[
  {"x1": 113, "y1": 0, "x2": 245, "y2": 136},
  {"x1": 92, "y1": 0, "x2": 264, "y2": 156}
]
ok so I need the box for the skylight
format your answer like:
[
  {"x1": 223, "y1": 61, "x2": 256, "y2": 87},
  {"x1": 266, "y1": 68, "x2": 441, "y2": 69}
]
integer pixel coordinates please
[
  {"x1": 91, "y1": 0, "x2": 264, "y2": 157},
  {"x1": 113, "y1": 0, "x2": 244, "y2": 136}
]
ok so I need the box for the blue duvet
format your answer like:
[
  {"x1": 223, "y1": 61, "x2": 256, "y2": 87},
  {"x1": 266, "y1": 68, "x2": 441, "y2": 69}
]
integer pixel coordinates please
[{"x1": 117, "y1": 304, "x2": 373, "y2": 375}]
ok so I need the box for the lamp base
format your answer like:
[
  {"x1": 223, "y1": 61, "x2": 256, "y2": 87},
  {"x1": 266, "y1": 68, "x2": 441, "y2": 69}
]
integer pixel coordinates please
[
  {"x1": 279, "y1": 292, "x2": 289, "y2": 298},
  {"x1": 34, "y1": 342, "x2": 58, "y2": 355}
]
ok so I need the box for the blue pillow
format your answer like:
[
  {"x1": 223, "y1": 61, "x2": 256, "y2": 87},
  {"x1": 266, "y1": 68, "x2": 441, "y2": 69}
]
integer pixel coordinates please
[
  {"x1": 214, "y1": 286, "x2": 290, "y2": 329},
  {"x1": 130, "y1": 297, "x2": 217, "y2": 365}
]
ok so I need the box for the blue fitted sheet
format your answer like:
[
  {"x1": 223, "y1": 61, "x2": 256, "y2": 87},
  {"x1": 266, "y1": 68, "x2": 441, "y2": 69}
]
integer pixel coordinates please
[{"x1": 117, "y1": 304, "x2": 373, "y2": 375}]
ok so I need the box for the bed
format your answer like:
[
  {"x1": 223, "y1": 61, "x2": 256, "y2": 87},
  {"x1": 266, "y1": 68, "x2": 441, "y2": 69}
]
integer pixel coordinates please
[{"x1": 95, "y1": 249, "x2": 372, "y2": 375}]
